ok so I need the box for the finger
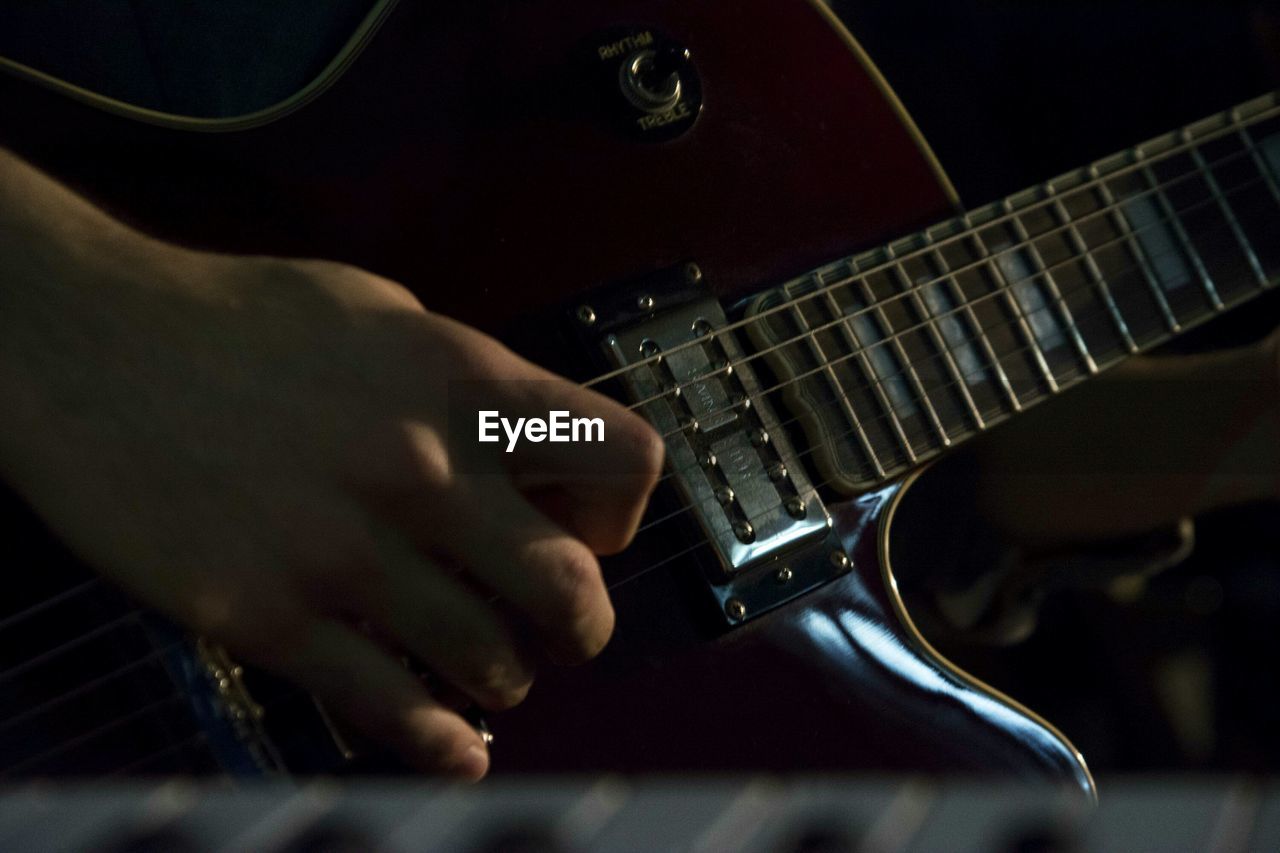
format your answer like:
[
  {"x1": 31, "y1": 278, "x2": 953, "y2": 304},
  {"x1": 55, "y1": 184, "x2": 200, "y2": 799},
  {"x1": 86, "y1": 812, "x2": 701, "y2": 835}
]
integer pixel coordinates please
[
  {"x1": 367, "y1": 473, "x2": 614, "y2": 665},
  {"x1": 485, "y1": 382, "x2": 665, "y2": 553},
  {"x1": 498, "y1": 380, "x2": 664, "y2": 488},
  {"x1": 345, "y1": 421, "x2": 616, "y2": 664},
  {"x1": 270, "y1": 619, "x2": 491, "y2": 779},
  {"x1": 442, "y1": 483, "x2": 614, "y2": 664},
  {"x1": 370, "y1": 526, "x2": 537, "y2": 712}
]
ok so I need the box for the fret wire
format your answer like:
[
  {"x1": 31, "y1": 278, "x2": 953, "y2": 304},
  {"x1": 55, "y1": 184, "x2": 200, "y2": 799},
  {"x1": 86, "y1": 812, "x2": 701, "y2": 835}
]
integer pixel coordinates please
[
  {"x1": 1238, "y1": 123, "x2": 1280, "y2": 208},
  {"x1": 582, "y1": 95, "x2": 1280, "y2": 395},
  {"x1": 1137, "y1": 157, "x2": 1224, "y2": 310},
  {"x1": 922, "y1": 234, "x2": 1023, "y2": 412},
  {"x1": 1003, "y1": 200, "x2": 1099, "y2": 375},
  {"x1": 787, "y1": 298, "x2": 888, "y2": 477},
  {"x1": 650, "y1": 170, "x2": 1270, "y2": 474},
  {"x1": 1046, "y1": 194, "x2": 1140, "y2": 353},
  {"x1": 829, "y1": 289, "x2": 921, "y2": 466},
  {"x1": 815, "y1": 287, "x2": 918, "y2": 463},
  {"x1": 627, "y1": 142, "x2": 1271, "y2": 424},
  {"x1": 967, "y1": 212, "x2": 1060, "y2": 393},
  {"x1": 886, "y1": 253, "x2": 987, "y2": 431},
  {"x1": 1187, "y1": 139, "x2": 1269, "y2": 288},
  {"x1": 841, "y1": 273, "x2": 951, "y2": 447},
  {"x1": 1091, "y1": 165, "x2": 1183, "y2": 332}
]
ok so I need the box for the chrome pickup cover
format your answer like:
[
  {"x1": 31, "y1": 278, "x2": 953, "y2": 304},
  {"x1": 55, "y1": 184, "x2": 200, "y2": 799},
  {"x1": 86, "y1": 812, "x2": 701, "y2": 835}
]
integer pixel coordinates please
[{"x1": 604, "y1": 295, "x2": 830, "y2": 574}]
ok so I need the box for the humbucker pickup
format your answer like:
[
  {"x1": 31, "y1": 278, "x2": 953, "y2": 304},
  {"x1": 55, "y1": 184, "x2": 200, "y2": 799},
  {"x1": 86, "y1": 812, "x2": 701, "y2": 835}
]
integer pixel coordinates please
[{"x1": 578, "y1": 266, "x2": 852, "y2": 625}]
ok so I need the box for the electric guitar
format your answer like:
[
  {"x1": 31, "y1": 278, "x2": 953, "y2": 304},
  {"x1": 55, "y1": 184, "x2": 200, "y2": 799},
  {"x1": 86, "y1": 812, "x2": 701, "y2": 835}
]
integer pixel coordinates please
[{"x1": 2, "y1": 0, "x2": 1278, "y2": 794}]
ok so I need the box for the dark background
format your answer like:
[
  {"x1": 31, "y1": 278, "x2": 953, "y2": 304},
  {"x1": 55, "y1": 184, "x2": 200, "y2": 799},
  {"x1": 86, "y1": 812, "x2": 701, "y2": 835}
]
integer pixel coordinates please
[{"x1": 832, "y1": 0, "x2": 1280, "y2": 773}]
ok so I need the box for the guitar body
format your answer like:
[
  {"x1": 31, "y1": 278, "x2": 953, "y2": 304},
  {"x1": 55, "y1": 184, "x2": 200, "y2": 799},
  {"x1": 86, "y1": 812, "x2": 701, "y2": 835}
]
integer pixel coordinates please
[{"x1": 0, "y1": 0, "x2": 1092, "y2": 790}]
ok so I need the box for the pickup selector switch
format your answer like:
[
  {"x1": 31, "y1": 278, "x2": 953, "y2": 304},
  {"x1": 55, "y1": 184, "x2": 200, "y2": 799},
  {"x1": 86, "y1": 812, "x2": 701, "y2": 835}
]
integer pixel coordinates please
[
  {"x1": 587, "y1": 28, "x2": 702, "y2": 141},
  {"x1": 620, "y1": 49, "x2": 683, "y2": 113}
]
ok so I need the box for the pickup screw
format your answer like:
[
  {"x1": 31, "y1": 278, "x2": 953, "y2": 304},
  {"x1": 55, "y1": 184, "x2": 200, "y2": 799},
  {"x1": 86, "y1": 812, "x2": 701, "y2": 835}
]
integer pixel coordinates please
[
  {"x1": 693, "y1": 319, "x2": 714, "y2": 337},
  {"x1": 681, "y1": 416, "x2": 700, "y2": 434},
  {"x1": 733, "y1": 394, "x2": 750, "y2": 412},
  {"x1": 685, "y1": 262, "x2": 703, "y2": 284},
  {"x1": 715, "y1": 486, "x2": 735, "y2": 506},
  {"x1": 639, "y1": 339, "x2": 660, "y2": 357},
  {"x1": 750, "y1": 428, "x2": 769, "y2": 447},
  {"x1": 732, "y1": 519, "x2": 756, "y2": 542},
  {"x1": 725, "y1": 598, "x2": 747, "y2": 620},
  {"x1": 830, "y1": 550, "x2": 851, "y2": 571},
  {"x1": 776, "y1": 566, "x2": 794, "y2": 584},
  {"x1": 637, "y1": 294, "x2": 656, "y2": 311},
  {"x1": 701, "y1": 451, "x2": 717, "y2": 467},
  {"x1": 576, "y1": 305, "x2": 597, "y2": 326},
  {"x1": 785, "y1": 497, "x2": 806, "y2": 518},
  {"x1": 767, "y1": 462, "x2": 787, "y2": 481}
]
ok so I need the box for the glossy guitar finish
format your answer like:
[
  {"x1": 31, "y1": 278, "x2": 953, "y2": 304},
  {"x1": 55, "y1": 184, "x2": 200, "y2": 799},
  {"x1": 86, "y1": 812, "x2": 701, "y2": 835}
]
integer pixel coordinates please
[{"x1": 0, "y1": 0, "x2": 1092, "y2": 790}]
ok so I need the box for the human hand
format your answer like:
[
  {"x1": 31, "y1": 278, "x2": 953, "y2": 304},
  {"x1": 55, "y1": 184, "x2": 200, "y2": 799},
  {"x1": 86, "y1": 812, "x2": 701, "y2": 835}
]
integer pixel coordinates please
[{"x1": 0, "y1": 226, "x2": 663, "y2": 779}]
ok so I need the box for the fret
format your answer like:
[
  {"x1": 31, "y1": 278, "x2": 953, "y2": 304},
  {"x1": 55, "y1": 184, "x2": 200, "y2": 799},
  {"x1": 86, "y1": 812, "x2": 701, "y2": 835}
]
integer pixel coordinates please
[
  {"x1": 1135, "y1": 158, "x2": 1225, "y2": 311},
  {"x1": 886, "y1": 255, "x2": 987, "y2": 432},
  {"x1": 1046, "y1": 190, "x2": 1139, "y2": 355},
  {"x1": 1001, "y1": 198, "x2": 1099, "y2": 378},
  {"x1": 1092, "y1": 170, "x2": 1184, "y2": 334},
  {"x1": 1187, "y1": 142, "x2": 1269, "y2": 289},
  {"x1": 790, "y1": 291, "x2": 916, "y2": 469},
  {"x1": 1144, "y1": 147, "x2": 1264, "y2": 307},
  {"x1": 841, "y1": 272, "x2": 951, "y2": 448},
  {"x1": 921, "y1": 234, "x2": 1029, "y2": 412},
  {"x1": 964, "y1": 221, "x2": 1060, "y2": 396},
  {"x1": 906, "y1": 236, "x2": 1023, "y2": 415},
  {"x1": 772, "y1": 294, "x2": 887, "y2": 481},
  {"x1": 1062, "y1": 179, "x2": 1171, "y2": 349},
  {"x1": 811, "y1": 277, "x2": 922, "y2": 461},
  {"x1": 1239, "y1": 123, "x2": 1280, "y2": 207},
  {"x1": 1219, "y1": 124, "x2": 1280, "y2": 283}
]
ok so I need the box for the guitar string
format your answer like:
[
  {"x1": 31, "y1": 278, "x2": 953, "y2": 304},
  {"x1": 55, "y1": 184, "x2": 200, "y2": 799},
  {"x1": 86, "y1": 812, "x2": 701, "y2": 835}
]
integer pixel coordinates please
[
  {"x1": 0, "y1": 141, "x2": 1265, "y2": 655},
  {"x1": 580, "y1": 97, "x2": 1280, "y2": 393},
  {"x1": 104, "y1": 732, "x2": 211, "y2": 777},
  {"x1": 0, "y1": 177, "x2": 1268, "y2": 708},
  {"x1": 3, "y1": 149, "x2": 1277, "y2": 773},
  {"x1": 0, "y1": 177, "x2": 1266, "y2": 743},
  {"x1": 5, "y1": 232, "x2": 1266, "y2": 775},
  {"x1": 619, "y1": 143, "x2": 1280, "y2": 444},
  {"x1": 626, "y1": 198, "x2": 1267, "y2": 539},
  {"x1": 22, "y1": 97, "x2": 1280, "y2": 768},
  {"x1": 631, "y1": 168, "x2": 1277, "y2": 498},
  {"x1": 0, "y1": 693, "x2": 189, "y2": 778}
]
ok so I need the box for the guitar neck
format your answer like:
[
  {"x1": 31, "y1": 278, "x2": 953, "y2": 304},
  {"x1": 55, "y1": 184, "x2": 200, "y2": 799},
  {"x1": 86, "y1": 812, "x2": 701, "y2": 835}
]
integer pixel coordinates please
[{"x1": 751, "y1": 91, "x2": 1280, "y2": 492}]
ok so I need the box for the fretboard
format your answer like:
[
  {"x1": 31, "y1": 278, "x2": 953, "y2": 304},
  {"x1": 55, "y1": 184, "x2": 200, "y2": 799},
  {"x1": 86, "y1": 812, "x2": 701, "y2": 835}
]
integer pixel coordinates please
[{"x1": 748, "y1": 92, "x2": 1280, "y2": 492}]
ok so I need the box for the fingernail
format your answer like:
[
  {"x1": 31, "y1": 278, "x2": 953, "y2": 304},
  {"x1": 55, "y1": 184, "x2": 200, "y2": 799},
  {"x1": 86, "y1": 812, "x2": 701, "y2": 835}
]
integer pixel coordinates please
[{"x1": 458, "y1": 744, "x2": 489, "y2": 781}]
